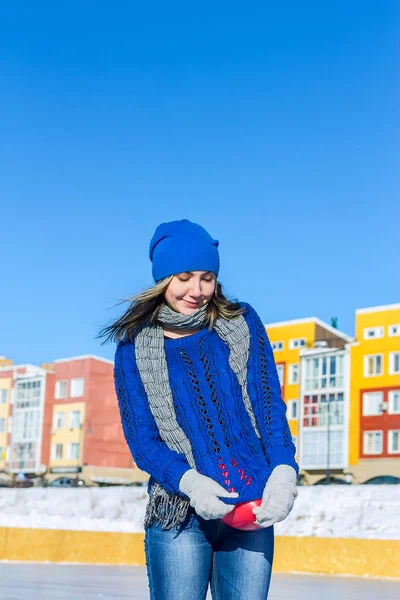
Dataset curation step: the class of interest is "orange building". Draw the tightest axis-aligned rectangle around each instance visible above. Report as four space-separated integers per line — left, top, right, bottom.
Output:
48 355 146 485
349 303 400 483
267 305 400 484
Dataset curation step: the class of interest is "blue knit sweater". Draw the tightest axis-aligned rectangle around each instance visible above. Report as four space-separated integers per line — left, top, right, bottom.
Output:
114 304 298 504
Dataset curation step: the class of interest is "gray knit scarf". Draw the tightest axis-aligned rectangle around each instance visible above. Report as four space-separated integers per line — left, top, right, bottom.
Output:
135 303 260 529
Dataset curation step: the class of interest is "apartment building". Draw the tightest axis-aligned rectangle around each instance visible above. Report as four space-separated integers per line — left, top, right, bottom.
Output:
0 362 55 477
349 303 400 483
298 345 351 483
266 318 352 483
1 355 147 485
48 355 146 485
0 358 13 473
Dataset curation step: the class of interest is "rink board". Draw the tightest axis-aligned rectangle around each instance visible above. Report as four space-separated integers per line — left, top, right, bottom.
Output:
0 528 399 579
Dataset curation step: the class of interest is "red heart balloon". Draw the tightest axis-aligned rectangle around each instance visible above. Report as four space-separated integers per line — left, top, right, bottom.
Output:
222 499 262 531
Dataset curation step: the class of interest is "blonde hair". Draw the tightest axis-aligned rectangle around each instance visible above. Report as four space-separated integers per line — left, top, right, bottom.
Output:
99 278 244 343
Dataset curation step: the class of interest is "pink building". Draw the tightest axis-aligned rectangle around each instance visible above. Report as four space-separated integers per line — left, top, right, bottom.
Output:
47 355 143 484
1 355 148 485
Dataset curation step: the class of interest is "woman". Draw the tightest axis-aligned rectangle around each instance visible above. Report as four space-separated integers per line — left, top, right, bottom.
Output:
101 219 298 600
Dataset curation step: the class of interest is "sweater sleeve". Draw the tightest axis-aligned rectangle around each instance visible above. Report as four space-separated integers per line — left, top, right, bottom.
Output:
244 305 299 475
114 340 191 493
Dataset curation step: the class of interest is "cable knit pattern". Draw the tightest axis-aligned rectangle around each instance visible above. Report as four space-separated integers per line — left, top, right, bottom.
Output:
114 304 298 527
213 314 261 439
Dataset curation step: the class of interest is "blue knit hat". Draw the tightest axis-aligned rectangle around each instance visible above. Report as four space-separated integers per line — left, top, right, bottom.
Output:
149 219 220 282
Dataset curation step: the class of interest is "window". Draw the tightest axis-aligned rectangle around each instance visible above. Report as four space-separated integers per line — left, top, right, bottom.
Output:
70 378 85 398
364 354 383 377
52 443 63 460
303 392 344 427
363 326 384 340
388 431 400 454
389 352 400 375
54 412 65 430
70 410 81 429
288 364 299 384
304 354 344 390
12 412 39 439
389 325 400 337
0 418 5 433
362 392 383 416
8 440 36 470
55 380 68 399
272 341 284 352
289 338 306 350
0 389 7 404
15 380 41 408
287 400 298 419
276 365 285 386
68 442 80 460
301 429 345 468
388 390 400 414
363 431 383 455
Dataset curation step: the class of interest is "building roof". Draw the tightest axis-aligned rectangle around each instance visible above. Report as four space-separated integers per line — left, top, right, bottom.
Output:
0 364 48 374
355 303 400 315
265 316 353 342
53 354 113 365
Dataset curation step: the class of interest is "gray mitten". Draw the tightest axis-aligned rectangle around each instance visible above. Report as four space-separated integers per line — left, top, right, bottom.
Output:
179 469 239 520
252 465 298 528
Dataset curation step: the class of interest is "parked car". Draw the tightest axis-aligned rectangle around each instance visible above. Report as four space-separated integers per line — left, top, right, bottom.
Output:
314 476 350 485
363 476 400 485
47 477 86 488
13 471 34 488
13 479 34 488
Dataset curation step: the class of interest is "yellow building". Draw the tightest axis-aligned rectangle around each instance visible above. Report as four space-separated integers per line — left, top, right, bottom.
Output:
349 303 400 483
0 356 13 368
266 317 351 481
49 402 86 477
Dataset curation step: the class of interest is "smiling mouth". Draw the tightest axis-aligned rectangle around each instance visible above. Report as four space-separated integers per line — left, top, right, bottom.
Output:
183 300 200 308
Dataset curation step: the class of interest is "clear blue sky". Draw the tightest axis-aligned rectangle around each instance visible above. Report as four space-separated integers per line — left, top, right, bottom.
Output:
1 1 398 365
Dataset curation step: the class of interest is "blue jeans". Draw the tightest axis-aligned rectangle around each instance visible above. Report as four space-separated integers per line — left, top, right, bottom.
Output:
144 509 274 600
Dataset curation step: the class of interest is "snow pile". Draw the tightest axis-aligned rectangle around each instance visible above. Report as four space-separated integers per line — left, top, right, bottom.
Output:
274 485 400 539
0 485 399 539
0 487 147 534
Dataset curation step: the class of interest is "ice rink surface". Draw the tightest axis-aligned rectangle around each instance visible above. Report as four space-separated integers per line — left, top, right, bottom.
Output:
0 563 399 600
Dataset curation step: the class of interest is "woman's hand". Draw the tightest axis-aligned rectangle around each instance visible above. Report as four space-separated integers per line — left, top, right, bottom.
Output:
252 465 298 528
179 469 239 520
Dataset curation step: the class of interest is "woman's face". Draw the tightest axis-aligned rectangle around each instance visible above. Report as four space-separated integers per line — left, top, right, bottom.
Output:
164 271 216 315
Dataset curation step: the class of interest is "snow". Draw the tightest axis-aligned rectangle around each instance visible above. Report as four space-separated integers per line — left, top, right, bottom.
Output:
0 485 399 539
274 485 400 539
0 487 147 534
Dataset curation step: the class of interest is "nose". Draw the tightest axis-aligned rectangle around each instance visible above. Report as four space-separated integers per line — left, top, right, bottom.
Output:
189 279 202 298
